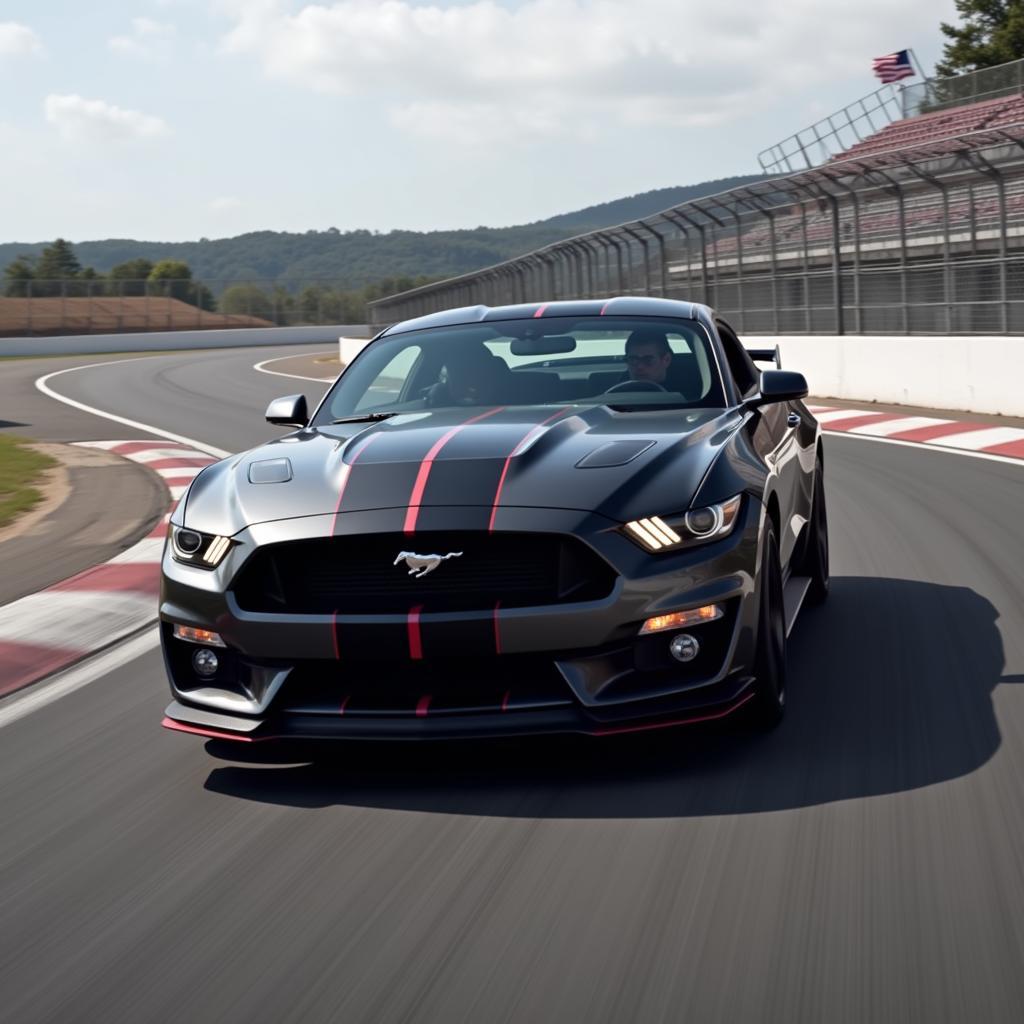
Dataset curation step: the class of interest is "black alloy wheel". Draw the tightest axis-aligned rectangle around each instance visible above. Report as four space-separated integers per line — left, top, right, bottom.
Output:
746 518 787 730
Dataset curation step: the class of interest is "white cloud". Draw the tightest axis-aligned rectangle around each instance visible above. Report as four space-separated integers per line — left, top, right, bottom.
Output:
0 21 42 57
220 0 952 144
44 95 169 143
108 17 175 57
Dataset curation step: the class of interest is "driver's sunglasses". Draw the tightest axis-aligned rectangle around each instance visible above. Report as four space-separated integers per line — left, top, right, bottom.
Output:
626 354 659 367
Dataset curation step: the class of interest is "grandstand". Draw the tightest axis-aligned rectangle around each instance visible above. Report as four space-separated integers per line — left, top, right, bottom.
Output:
831 94 1024 162
369 57 1024 335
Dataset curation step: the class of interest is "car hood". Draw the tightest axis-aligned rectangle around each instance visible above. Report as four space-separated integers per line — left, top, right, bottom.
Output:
183 405 742 536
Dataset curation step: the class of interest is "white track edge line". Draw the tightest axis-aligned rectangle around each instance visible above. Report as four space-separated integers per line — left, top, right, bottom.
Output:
0 627 160 730
36 360 231 458
823 428 1024 468
253 353 336 383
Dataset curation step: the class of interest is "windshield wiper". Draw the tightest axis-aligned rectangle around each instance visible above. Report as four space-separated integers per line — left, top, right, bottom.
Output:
329 412 398 424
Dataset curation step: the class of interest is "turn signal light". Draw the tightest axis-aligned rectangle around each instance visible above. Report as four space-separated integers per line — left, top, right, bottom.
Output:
639 604 722 635
173 624 226 647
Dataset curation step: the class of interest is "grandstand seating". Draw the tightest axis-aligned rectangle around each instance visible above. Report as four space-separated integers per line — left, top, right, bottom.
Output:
677 177 1024 267
674 88 1024 268
832 94 1024 162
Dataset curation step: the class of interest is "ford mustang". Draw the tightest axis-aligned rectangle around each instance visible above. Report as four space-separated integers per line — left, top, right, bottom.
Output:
160 297 828 743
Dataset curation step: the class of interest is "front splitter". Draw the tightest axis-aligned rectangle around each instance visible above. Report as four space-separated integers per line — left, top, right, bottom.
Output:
163 683 755 743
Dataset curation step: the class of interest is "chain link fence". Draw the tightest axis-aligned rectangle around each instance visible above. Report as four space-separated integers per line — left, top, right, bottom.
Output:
0 279 374 337
368 124 1024 336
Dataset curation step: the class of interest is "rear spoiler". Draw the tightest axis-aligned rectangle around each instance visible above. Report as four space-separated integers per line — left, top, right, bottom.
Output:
746 345 782 369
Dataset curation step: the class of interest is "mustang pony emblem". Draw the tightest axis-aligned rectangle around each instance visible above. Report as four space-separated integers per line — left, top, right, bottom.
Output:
394 551 463 578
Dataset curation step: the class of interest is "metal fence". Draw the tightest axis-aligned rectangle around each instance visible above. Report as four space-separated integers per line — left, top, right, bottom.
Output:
368 124 1024 335
758 85 904 175
903 56 1024 117
0 279 372 337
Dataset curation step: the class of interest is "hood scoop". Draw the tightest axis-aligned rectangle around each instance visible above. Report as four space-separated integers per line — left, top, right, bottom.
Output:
248 458 293 484
575 440 655 468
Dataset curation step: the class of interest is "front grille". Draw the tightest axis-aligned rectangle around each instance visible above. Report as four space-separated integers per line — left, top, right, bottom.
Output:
232 531 617 614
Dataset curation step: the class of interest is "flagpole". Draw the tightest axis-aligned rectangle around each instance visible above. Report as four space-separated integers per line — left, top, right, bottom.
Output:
906 48 927 117
907 48 927 81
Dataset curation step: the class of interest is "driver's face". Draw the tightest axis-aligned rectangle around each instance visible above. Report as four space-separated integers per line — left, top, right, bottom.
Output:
626 343 671 384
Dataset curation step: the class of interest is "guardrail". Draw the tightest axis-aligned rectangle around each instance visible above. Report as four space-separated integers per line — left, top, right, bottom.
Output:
0 324 370 358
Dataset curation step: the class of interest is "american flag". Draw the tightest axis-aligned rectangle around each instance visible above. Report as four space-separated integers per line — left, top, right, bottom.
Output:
873 49 915 84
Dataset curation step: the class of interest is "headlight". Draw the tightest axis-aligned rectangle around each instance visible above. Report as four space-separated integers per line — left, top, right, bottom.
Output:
624 495 742 553
170 526 233 568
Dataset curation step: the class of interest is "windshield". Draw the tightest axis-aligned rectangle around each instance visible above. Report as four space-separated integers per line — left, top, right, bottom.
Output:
312 316 725 425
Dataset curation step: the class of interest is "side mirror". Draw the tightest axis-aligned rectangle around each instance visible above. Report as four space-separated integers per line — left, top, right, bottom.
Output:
265 394 309 427
747 370 808 408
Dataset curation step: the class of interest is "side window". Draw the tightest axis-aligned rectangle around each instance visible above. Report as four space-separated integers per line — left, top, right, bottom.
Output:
716 321 758 398
667 332 712 400
354 345 423 411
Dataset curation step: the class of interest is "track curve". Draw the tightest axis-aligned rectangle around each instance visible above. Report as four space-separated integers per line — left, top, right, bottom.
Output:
2 346 1023 1023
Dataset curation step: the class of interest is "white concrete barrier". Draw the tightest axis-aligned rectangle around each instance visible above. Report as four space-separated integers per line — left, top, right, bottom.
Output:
338 335 372 367
743 335 1024 417
0 324 370 358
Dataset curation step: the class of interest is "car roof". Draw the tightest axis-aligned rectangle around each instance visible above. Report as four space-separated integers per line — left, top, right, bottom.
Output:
380 297 717 337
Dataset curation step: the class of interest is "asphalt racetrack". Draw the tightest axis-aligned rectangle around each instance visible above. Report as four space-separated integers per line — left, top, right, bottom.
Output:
2 346 1024 1023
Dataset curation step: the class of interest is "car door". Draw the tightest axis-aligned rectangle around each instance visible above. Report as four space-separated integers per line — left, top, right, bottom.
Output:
715 319 808 569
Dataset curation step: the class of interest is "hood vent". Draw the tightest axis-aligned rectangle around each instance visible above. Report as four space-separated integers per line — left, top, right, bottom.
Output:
576 440 654 469
248 458 293 484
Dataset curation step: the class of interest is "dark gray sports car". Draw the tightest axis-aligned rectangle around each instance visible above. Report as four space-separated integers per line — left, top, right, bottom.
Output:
161 297 828 743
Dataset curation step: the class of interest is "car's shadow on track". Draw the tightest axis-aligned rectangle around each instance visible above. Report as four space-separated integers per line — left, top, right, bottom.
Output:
204 576 1019 817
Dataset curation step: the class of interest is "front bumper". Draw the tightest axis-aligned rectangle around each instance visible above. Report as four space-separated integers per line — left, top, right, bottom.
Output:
160 501 765 741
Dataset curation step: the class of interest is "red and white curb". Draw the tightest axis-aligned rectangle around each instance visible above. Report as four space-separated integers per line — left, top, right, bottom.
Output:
0 440 219 699
808 405 1024 459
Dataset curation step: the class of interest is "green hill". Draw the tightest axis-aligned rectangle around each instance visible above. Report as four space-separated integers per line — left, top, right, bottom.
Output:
0 174 767 290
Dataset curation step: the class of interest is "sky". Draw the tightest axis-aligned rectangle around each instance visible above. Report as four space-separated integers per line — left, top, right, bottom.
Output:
0 0 959 242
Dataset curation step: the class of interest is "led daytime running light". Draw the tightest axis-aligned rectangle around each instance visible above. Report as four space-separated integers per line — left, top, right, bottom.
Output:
203 535 231 565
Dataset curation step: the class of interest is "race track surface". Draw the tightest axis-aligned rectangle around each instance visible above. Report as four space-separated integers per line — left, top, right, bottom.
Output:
2 346 1023 1023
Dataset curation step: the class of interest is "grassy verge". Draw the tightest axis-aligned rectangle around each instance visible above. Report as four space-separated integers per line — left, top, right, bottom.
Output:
0 435 58 529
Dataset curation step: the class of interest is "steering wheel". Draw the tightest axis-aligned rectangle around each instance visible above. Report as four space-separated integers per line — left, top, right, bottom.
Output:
604 379 667 394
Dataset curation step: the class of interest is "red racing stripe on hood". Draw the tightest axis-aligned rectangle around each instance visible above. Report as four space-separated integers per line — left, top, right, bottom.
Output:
403 406 505 533
330 430 384 534
488 407 569 531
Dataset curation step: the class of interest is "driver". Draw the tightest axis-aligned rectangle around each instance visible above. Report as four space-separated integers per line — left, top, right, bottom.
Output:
625 328 672 385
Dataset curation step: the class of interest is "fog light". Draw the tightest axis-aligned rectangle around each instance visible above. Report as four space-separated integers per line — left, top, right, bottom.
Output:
639 604 722 635
192 648 219 677
174 624 226 647
669 634 700 663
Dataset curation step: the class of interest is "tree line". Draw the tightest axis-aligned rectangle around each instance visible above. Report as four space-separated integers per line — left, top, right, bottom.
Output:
0 175 772 294
3 240 216 310
1 239 436 323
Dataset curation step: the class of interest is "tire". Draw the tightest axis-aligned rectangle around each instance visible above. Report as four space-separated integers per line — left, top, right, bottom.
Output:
795 454 830 606
746 518 787 730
